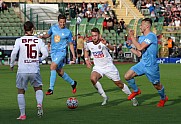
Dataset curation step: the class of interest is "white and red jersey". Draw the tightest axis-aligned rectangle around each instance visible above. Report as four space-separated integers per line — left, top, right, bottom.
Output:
84 41 113 67
10 36 48 73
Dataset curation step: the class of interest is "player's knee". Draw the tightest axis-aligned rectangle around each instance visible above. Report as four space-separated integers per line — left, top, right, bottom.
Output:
90 77 97 84
124 74 130 81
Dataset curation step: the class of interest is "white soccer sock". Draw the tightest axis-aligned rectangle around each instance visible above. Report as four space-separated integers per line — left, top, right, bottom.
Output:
94 81 107 98
17 94 25 116
36 90 43 106
122 83 132 95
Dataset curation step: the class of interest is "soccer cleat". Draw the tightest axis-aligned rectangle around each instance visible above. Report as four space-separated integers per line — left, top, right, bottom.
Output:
157 96 168 107
37 104 43 117
128 89 141 100
131 98 139 106
101 97 108 106
71 81 77 94
17 115 26 120
46 89 53 95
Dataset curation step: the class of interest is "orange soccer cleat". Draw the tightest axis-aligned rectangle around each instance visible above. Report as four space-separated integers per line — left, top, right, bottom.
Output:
157 96 168 107
128 89 141 100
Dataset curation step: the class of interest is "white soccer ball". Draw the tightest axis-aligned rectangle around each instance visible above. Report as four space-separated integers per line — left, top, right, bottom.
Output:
66 97 78 109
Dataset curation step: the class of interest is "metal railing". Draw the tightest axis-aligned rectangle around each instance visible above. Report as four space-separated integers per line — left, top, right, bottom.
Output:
119 0 140 20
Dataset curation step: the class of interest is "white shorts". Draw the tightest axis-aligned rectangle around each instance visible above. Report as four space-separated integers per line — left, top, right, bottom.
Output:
16 72 43 90
92 64 120 81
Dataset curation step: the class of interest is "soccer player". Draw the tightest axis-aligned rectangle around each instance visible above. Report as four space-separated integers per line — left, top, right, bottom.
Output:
39 14 77 95
125 18 168 107
10 21 48 120
84 27 138 106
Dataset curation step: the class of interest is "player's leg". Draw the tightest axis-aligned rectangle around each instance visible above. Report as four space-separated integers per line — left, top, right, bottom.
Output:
46 52 63 95
91 67 108 105
124 63 143 100
34 87 43 117
146 65 168 107
57 67 77 94
31 72 44 117
46 62 58 95
17 89 26 120
105 65 138 106
16 73 28 120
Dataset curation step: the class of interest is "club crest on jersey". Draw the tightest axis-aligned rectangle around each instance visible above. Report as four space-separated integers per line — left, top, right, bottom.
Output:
98 45 101 49
54 35 61 43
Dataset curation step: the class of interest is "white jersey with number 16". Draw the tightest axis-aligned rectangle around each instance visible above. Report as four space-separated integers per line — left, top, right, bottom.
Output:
11 36 48 73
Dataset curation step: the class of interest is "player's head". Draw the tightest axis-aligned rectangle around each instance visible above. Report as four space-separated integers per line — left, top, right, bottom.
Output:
140 18 152 33
91 27 101 43
58 14 66 29
24 21 34 35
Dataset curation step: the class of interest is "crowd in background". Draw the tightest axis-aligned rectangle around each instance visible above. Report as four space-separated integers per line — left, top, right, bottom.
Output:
135 0 180 27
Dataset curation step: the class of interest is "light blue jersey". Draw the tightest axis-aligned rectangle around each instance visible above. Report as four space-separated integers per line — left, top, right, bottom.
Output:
131 32 160 84
48 24 73 67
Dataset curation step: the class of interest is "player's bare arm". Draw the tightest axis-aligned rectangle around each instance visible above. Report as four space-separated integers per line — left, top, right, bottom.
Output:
69 42 76 62
129 30 148 51
84 49 92 69
39 34 50 39
100 38 114 51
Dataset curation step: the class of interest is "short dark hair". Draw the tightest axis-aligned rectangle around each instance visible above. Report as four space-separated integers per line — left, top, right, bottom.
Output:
142 18 152 26
24 21 34 31
91 27 100 34
58 14 66 21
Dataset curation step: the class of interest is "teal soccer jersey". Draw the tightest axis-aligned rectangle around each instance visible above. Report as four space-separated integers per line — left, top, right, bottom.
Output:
48 24 73 67
131 32 160 84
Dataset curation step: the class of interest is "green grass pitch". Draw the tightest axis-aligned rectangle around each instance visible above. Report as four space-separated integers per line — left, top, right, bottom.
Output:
0 63 181 124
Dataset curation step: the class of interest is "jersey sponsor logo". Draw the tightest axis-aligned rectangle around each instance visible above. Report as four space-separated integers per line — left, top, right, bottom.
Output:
98 45 101 49
144 38 151 44
24 59 39 63
54 35 61 42
92 51 104 58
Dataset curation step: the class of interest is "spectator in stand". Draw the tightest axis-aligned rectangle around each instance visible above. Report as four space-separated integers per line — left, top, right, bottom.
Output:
0 0 3 13
87 2 92 11
120 18 126 30
2 2 8 13
113 18 119 31
117 23 122 35
98 1 102 10
103 18 107 30
174 17 180 29
112 0 116 8
107 18 113 31
93 2 98 12
85 7 93 21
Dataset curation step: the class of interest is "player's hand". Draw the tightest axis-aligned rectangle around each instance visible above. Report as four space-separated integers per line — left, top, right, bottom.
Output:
38 35 43 39
128 30 134 37
73 56 76 63
100 38 107 45
10 66 14 71
125 41 132 49
85 60 92 69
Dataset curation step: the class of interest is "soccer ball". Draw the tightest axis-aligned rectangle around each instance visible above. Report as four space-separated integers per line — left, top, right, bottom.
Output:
66 97 78 109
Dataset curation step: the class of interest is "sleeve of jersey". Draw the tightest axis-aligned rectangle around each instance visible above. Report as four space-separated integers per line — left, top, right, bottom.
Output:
68 31 73 43
143 34 154 45
10 39 20 67
39 39 48 61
